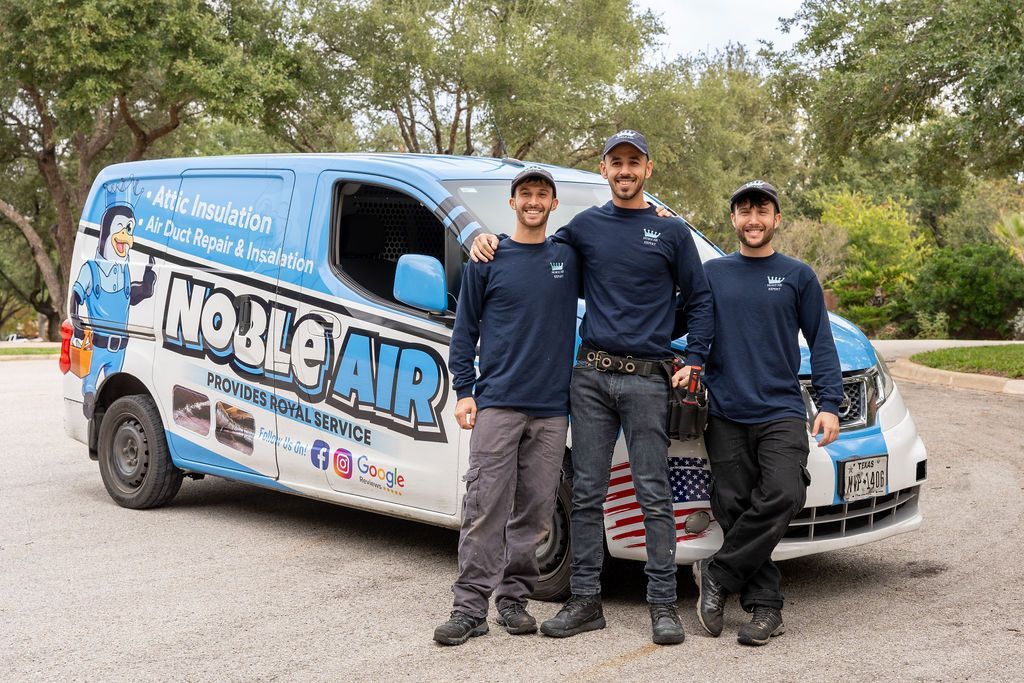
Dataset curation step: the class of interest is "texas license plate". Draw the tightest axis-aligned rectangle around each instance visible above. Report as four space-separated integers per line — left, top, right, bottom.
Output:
840 455 887 502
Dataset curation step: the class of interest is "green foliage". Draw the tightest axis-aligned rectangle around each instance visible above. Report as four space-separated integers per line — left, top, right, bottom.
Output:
914 311 949 340
992 213 1024 266
909 244 1024 339
912 345 1024 379
938 178 1024 249
820 192 926 334
786 0 1024 176
772 217 847 286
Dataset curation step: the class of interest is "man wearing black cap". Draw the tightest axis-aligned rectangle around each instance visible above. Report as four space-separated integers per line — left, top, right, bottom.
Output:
471 131 714 645
434 167 580 645
690 180 842 646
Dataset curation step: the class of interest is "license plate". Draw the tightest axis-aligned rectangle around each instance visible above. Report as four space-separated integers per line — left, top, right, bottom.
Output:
840 455 887 502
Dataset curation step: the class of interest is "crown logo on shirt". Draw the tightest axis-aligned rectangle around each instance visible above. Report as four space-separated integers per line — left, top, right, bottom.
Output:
642 228 661 246
550 262 564 273
767 276 785 285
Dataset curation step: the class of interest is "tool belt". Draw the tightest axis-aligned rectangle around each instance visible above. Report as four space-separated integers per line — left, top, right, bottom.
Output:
663 361 709 441
576 346 666 376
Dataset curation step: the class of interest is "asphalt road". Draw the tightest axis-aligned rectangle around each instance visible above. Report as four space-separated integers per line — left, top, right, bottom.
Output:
2 360 1022 682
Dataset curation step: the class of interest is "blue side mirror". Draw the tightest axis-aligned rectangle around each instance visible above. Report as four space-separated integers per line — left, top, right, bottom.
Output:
394 254 448 314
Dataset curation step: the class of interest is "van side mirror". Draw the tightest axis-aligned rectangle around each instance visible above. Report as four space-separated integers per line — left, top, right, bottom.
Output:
394 254 448 314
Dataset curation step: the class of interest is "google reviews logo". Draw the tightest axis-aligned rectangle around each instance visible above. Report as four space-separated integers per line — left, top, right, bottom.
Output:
313 437 406 493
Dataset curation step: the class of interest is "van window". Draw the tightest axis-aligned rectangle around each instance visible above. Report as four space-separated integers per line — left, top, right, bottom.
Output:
331 183 447 306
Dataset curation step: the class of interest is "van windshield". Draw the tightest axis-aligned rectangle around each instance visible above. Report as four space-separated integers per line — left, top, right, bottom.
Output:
440 180 724 264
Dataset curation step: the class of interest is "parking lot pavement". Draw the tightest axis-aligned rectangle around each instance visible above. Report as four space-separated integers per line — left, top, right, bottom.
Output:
2 360 1023 682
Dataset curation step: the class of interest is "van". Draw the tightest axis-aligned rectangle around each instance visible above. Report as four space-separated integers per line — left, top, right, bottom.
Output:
61 154 928 599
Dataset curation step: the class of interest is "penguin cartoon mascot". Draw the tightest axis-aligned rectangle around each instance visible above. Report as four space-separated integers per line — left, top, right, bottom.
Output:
70 178 156 418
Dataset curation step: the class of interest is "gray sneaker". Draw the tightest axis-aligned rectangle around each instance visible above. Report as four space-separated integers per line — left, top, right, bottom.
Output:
497 602 537 635
693 558 727 637
737 606 785 646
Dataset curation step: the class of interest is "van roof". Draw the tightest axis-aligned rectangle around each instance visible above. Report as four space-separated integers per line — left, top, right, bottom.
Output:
97 153 607 186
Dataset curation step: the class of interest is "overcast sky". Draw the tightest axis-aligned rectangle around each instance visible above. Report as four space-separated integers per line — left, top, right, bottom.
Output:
633 0 806 60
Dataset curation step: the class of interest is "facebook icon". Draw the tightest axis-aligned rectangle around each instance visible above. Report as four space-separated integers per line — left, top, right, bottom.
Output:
310 439 330 470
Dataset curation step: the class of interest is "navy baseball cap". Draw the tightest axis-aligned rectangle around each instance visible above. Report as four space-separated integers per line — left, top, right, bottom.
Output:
510 166 557 197
602 129 650 157
730 179 780 212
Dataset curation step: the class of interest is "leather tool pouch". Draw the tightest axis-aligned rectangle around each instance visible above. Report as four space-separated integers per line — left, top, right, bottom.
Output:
664 362 709 441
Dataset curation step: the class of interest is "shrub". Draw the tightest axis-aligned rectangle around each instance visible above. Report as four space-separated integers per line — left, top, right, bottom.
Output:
1012 309 1024 341
909 244 1024 339
914 311 949 340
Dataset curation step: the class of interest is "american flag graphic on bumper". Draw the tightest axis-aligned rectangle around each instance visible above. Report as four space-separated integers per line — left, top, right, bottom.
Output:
605 457 714 548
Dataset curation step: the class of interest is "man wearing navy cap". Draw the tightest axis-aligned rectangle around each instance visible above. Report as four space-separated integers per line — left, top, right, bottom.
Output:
472 131 714 645
435 167 580 645
690 180 842 646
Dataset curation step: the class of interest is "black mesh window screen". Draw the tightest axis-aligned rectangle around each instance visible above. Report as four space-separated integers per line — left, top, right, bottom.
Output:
335 183 446 304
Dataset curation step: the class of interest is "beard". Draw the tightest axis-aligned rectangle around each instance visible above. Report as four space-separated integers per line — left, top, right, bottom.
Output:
609 174 646 202
736 223 776 248
516 205 552 228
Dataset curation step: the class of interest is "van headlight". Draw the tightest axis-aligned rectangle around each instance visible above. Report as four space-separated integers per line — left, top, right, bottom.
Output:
874 351 895 405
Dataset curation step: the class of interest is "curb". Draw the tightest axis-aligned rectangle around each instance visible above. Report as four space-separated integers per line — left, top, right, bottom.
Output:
0 354 58 362
890 359 1024 396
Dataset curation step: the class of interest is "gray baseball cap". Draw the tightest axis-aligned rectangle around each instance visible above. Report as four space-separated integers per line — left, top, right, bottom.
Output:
511 166 557 197
730 179 780 212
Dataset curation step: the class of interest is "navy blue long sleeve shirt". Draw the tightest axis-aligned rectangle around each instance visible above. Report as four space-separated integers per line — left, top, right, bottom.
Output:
552 202 714 364
449 238 580 416
703 251 843 423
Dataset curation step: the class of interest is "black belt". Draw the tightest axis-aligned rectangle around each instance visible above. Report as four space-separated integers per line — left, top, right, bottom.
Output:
91 331 127 352
576 346 669 376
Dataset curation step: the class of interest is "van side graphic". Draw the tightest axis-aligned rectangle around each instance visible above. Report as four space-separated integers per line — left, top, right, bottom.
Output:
161 272 450 442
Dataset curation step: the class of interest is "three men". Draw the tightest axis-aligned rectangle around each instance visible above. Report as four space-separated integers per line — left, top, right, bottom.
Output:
434 167 580 645
692 180 842 646
472 131 714 645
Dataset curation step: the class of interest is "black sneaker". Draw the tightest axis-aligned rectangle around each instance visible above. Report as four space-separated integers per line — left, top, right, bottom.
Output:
496 602 537 635
540 594 606 638
433 611 489 646
737 606 785 646
649 603 685 645
693 558 727 637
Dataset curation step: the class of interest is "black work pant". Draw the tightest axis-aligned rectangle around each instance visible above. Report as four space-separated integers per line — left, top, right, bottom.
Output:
704 416 810 611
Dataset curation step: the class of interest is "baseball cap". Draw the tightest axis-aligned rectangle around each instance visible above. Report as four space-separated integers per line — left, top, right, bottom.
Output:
510 166 557 197
730 180 780 212
601 129 650 157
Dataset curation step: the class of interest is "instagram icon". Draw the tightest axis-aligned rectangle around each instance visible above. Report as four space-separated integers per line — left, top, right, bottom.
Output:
333 448 353 479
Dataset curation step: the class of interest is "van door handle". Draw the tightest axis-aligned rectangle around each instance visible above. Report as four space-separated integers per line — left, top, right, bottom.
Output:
237 296 252 334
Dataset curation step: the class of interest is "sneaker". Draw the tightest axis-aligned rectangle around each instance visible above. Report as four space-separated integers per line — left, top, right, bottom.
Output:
540 594 606 638
736 606 785 646
649 603 685 645
433 611 489 646
693 558 727 637
496 602 538 635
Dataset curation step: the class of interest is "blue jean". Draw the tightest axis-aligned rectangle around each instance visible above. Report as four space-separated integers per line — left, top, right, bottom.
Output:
568 365 677 604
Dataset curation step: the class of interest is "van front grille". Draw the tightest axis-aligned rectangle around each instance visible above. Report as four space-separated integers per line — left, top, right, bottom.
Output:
781 485 920 541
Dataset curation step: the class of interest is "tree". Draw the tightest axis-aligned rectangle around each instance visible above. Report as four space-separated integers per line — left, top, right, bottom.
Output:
821 192 928 334
785 0 1024 176
0 0 298 337
310 0 660 158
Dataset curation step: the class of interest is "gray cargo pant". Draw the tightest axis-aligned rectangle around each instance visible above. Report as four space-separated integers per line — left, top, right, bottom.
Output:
452 407 567 619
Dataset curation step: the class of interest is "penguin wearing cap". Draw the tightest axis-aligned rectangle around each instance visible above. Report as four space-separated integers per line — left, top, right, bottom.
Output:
70 177 157 418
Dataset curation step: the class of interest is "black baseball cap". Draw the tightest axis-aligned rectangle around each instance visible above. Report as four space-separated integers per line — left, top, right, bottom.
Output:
602 129 650 157
730 180 780 212
510 166 557 197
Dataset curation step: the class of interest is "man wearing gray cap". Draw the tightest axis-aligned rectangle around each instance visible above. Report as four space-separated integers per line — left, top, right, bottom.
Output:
690 180 842 646
434 167 580 645
472 131 714 645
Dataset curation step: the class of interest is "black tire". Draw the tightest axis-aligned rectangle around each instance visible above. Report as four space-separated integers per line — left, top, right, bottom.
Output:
97 394 183 509
532 475 573 602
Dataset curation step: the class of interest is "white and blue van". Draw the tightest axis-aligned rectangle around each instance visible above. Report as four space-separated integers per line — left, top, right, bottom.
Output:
60 154 927 599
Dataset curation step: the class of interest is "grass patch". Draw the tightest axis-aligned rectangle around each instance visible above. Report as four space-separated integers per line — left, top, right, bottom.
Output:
0 346 58 356
912 345 1024 379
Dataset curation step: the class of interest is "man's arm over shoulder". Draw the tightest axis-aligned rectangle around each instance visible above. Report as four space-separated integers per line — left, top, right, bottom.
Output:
797 265 843 413
449 261 487 399
672 226 714 366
